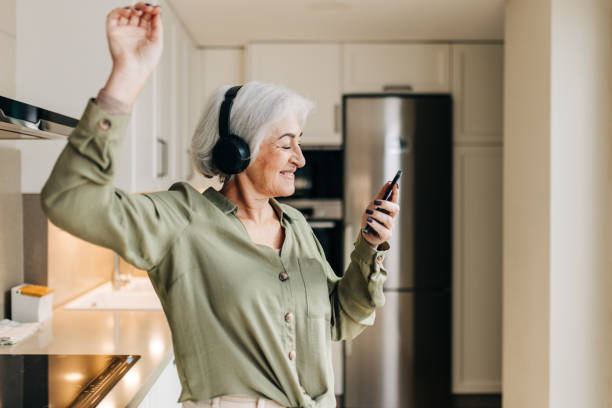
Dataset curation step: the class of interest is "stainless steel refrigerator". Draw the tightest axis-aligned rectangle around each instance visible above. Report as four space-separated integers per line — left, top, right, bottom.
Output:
343 94 452 408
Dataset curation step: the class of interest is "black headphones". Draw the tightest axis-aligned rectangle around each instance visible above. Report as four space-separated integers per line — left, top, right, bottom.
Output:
212 85 251 175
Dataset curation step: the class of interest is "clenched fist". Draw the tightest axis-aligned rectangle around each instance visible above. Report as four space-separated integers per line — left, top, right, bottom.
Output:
103 2 163 106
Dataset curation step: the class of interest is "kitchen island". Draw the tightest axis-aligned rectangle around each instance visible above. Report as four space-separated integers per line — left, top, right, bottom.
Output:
0 306 177 407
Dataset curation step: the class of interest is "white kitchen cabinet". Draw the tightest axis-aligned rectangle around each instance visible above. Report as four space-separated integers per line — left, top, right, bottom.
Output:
124 0 196 192
246 43 342 146
451 44 503 145
176 28 193 181
0 31 15 99
194 48 244 119
13 0 195 193
0 0 16 99
453 146 502 393
343 44 451 93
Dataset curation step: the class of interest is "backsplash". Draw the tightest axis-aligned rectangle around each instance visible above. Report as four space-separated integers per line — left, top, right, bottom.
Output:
22 194 116 307
0 146 23 318
47 221 114 306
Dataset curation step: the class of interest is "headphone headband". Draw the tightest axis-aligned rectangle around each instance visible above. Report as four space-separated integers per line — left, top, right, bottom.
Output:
218 86 242 139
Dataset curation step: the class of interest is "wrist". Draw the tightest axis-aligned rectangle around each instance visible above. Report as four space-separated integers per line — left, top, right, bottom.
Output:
102 66 148 107
361 230 378 249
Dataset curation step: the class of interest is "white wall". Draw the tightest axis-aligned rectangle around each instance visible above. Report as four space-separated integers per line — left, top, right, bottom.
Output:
503 0 612 406
548 0 612 406
0 0 16 98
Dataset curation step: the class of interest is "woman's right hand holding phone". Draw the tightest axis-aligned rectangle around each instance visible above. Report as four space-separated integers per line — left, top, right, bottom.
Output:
361 181 400 248
102 2 163 107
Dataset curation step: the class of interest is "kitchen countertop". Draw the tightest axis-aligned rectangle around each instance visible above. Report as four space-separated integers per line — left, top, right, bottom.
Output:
0 306 174 407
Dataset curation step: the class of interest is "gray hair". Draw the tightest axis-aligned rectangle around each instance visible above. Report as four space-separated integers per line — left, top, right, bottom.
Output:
191 81 314 181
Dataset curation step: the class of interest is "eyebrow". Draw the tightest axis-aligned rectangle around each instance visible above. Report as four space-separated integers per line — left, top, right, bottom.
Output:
277 132 303 139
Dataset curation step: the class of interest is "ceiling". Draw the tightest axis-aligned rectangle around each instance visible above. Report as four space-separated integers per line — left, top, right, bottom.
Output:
167 0 505 47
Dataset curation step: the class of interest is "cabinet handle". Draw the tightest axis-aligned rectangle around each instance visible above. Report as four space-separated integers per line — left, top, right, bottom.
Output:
383 84 414 92
334 104 340 134
157 138 168 178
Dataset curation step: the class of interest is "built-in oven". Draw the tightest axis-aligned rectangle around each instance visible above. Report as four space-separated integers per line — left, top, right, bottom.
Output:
281 199 343 273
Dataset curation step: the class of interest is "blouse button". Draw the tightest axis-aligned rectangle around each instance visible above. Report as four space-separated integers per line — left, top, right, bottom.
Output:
98 118 112 131
279 272 289 281
288 350 296 361
284 312 294 322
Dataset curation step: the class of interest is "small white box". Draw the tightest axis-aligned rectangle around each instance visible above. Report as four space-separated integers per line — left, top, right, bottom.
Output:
11 284 54 323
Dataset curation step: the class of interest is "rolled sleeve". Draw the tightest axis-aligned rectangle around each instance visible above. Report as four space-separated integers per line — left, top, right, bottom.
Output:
330 232 390 340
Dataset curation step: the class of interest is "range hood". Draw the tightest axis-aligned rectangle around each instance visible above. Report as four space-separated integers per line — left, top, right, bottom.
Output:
0 95 78 140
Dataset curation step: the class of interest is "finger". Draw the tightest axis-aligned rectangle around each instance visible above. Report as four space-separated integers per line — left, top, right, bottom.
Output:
134 2 153 11
107 7 132 27
128 13 141 27
150 13 163 42
390 183 399 203
371 200 400 218
365 216 391 241
365 209 393 229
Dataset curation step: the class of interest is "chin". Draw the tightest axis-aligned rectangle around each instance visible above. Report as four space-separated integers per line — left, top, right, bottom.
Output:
274 185 295 198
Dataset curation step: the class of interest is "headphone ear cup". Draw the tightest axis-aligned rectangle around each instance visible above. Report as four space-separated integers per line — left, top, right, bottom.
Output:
212 134 251 175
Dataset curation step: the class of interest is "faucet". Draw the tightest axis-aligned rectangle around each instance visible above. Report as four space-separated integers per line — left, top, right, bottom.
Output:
112 253 132 290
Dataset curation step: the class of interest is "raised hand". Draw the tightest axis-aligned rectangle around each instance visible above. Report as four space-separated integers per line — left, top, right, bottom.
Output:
102 3 163 106
361 181 400 248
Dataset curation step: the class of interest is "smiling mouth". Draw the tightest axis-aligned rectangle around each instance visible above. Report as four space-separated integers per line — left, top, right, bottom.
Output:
280 170 295 179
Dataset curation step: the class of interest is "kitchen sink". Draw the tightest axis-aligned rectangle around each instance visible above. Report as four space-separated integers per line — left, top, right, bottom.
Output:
64 277 162 311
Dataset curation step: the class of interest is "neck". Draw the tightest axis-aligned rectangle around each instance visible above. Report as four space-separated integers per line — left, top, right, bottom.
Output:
221 177 275 224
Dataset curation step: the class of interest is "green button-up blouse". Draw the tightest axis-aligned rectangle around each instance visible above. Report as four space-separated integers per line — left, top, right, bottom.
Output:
41 99 390 407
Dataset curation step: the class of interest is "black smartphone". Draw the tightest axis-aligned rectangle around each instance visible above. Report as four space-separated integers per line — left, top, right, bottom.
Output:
363 170 402 235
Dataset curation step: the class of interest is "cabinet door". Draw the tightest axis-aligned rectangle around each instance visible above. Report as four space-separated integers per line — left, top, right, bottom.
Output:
451 44 503 144
246 43 342 146
453 146 502 393
154 0 177 191
130 75 157 192
343 44 450 93
0 31 15 99
175 27 192 181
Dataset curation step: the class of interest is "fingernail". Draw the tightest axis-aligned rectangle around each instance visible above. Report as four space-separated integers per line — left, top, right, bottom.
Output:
374 200 382 205
366 209 373 215
367 217 373 223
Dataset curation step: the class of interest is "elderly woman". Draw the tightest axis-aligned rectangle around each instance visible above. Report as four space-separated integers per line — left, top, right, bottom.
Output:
41 3 399 408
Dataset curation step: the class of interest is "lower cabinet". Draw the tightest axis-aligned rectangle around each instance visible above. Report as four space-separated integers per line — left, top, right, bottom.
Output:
138 358 182 408
452 146 503 393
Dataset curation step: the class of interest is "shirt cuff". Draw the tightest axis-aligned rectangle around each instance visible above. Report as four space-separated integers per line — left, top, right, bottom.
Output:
95 88 133 115
351 232 390 266
70 98 131 146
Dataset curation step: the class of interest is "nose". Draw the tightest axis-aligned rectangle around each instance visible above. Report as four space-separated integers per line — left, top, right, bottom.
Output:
292 143 306 168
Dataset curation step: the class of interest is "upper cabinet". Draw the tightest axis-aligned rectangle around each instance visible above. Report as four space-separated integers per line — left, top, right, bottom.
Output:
0 0 16 98
451 44 503 145
343 44 451 93
125 0 196 192
246 43 342 146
